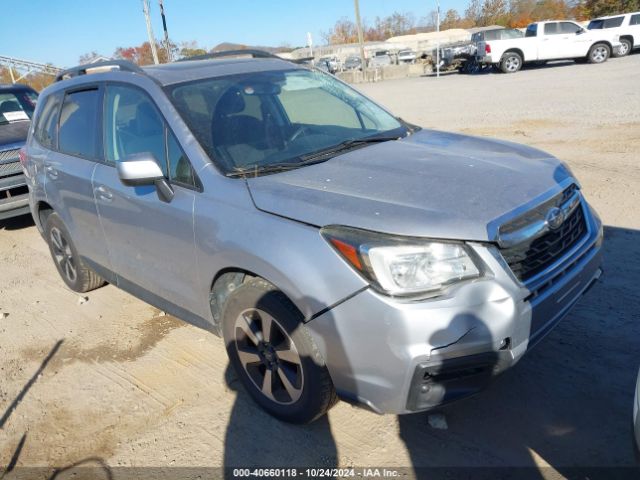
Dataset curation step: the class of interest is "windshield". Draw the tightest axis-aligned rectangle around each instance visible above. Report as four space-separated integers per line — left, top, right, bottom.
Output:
167 69 406 175
0 90 38 125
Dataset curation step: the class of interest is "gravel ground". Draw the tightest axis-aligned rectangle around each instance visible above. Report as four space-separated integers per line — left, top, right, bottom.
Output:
1 54 639 478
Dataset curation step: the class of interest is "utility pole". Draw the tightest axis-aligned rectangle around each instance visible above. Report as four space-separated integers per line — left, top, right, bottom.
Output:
354 0 367 73
141 0 160 64
307 32 314 62
436 0 440 78
159 0 172 62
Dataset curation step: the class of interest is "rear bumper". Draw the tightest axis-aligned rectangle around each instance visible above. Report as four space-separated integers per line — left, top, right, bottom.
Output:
476 55 493 64
307 202 603 414
0 173 29 220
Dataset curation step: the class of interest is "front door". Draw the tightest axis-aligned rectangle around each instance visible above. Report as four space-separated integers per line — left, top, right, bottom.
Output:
93 84 202 315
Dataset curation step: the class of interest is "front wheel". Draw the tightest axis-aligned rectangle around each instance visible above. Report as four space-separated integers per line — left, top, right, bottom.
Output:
499 52 522 73
222 278 337 423
588 43 611 64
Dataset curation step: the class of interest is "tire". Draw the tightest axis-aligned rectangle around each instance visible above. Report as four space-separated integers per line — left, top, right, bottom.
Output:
588 43 611 64
45 212 105 293
614 38 632 57
500 52 522 73
222 277 337 423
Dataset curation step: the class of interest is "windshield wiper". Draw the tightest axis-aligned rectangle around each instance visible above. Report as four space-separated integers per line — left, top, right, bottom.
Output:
226 135 400 178
298 134 400 162
227 158 330 178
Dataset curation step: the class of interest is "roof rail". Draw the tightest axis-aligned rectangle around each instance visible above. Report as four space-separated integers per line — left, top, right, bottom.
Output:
177 49 282 62
55 60 145 82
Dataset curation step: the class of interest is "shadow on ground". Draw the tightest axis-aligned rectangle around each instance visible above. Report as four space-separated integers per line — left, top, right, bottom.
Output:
0 214 34 231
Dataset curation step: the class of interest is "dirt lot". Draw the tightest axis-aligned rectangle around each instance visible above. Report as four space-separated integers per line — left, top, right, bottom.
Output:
1 55 639 478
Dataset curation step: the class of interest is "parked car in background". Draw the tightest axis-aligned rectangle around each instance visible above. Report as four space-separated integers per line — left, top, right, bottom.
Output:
343 55 362 70
0 83 38 221
471 27 524 44
317 56 339 74
476 20 622 73
397 49 417 64
369 50 392 67
26 54 603 423
588 11 640 57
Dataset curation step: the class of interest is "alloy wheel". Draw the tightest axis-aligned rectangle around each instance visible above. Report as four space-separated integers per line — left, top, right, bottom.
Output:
619 42 630 56
234 308 304 405
50 226 77 283
505 56 520 72
592 46 608 63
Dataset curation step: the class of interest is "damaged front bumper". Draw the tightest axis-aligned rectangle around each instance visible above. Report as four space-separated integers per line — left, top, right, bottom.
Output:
306 210 603 415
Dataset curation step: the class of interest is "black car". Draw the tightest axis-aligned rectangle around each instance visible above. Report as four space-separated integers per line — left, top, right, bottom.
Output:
0 83 38 220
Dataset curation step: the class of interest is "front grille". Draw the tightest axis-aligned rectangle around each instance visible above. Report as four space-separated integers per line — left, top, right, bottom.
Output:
0 161 21 176
501 197 587 282
0 148 20 163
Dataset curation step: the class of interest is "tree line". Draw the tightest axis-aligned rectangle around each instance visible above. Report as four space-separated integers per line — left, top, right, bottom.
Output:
325 0 640 43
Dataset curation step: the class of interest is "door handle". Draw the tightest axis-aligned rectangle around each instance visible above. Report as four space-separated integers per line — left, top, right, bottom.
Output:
45 165 58 179
95 185 113 202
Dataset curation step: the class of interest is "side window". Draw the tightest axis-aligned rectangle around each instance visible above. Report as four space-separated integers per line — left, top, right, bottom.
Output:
104 84 198 189
630 14 640 26
525 24 537 37
58 89 100 158
34 94 61 149
167 129 196 187
560 22 580 34
604 16 624 28
544 23 560 35
104 85 165 167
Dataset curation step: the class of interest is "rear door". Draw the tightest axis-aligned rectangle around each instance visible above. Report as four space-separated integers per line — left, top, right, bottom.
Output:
43 86 111 271
92 83 201 315
630 14 640 46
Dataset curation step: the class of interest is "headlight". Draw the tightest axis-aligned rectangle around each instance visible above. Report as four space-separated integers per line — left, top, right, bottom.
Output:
321 226 482 297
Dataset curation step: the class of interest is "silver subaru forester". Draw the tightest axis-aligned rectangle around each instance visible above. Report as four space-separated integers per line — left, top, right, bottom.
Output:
23 53 603 423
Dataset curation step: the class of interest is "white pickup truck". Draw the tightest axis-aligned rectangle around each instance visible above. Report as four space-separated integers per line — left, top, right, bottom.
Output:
476 20 622 73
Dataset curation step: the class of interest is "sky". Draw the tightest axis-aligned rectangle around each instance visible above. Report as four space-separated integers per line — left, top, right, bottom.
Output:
0 0 469 68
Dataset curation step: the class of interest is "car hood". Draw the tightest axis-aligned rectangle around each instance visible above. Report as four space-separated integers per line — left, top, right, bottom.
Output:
246 129 573 241
0 120 30 148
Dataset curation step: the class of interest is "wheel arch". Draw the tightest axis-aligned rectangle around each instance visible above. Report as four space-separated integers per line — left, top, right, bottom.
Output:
590 40 613 51
503 48 525 62
620 35 634 47
35 201 54 232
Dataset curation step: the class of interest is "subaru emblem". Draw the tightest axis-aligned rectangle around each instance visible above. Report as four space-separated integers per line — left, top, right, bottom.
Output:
546 207 565 230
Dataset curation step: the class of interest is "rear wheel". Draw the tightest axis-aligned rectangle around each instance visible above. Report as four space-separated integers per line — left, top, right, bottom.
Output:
45 213 105 293
222 278 337 423
588 43 611 64
500 52 522 73
614 38 632 57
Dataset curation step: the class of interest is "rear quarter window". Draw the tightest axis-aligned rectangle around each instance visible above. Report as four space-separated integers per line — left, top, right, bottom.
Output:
33 93 62 149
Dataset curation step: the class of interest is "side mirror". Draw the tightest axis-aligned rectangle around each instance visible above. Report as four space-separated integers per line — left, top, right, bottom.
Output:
116 153 175 203
576 28 586 35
